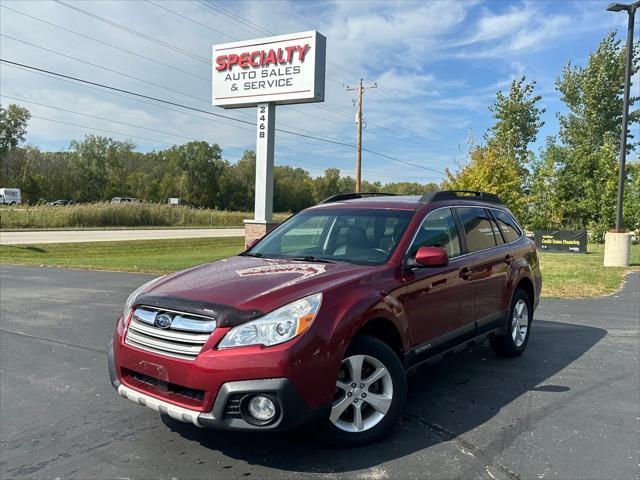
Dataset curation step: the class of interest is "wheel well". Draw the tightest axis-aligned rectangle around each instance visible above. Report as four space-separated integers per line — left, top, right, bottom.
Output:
516 277 535 306
357 318 404 359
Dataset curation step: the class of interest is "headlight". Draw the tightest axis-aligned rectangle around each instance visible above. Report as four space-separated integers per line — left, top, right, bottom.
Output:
218 293 322 349
121 276 165 326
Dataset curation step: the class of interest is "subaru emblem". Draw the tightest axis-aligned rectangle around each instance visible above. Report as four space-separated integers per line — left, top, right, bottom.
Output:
154 313 173 329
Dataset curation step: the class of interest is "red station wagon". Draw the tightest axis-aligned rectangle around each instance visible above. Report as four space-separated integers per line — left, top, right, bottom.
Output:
109 190 542 446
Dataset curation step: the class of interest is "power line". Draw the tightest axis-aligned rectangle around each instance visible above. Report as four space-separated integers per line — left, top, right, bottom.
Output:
4 94 403 177
0 5 209 81
3 62 257 136
375 85 461 130
43 0 453 151
1 59 446 175
54 0 210 64
1 34 207 103
30 114 175 147
145 0 235 40
185 1 461 148
196 1 271 36
0 95 207 143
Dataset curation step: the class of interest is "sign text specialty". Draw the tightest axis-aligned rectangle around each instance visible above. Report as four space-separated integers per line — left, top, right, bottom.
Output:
212 31 326 108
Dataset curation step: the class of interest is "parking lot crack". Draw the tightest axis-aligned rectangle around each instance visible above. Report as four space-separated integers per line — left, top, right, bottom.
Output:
401 414 521 480
0 328 106 353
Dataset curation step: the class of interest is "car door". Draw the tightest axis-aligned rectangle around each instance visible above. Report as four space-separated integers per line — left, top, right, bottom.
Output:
454 207 509 331
401 208 470 353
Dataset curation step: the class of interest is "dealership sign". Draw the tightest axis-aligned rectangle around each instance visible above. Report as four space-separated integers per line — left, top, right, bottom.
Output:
534 230 588 254
212 30 326 109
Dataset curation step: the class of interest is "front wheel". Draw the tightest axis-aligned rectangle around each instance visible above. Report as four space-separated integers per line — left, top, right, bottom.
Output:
311 335 406 447
490 289 532 357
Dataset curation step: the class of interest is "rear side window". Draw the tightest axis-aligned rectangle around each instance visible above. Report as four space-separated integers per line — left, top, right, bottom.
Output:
457 207 499 252
408 208 461 258
492 210 522 243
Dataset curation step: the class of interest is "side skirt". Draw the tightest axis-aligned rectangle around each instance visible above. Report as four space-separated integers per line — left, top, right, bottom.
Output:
404 312 508 373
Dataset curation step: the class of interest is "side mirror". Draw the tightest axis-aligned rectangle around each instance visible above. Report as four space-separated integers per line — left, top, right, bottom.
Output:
414 246 449 267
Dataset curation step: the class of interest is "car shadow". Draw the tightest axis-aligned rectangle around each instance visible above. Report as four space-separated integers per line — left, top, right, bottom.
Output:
161 319 606 473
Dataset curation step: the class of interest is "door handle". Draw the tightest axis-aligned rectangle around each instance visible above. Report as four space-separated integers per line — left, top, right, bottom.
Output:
505 255 514 265
459 268 472 280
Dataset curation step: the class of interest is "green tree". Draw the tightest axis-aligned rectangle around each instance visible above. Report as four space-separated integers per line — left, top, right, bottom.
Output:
528 137 566 230
445 76 544 222
552 32 639 235
69 135 135 202
444 144 529 219
623 162 640 232
159 141 224 207
488 76 545 166
314 168 342 201
0 104 31 182
274 165 315 212
217 150 255 211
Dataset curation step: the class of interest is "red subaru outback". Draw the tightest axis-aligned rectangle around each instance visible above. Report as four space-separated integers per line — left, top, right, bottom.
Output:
109 191 541 446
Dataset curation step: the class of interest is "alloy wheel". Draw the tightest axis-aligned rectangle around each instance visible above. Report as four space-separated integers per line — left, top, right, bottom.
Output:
330 354 393 433
511 299 529 347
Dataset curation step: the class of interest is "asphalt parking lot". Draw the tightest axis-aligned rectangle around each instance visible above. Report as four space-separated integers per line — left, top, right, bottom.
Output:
1 265 638 480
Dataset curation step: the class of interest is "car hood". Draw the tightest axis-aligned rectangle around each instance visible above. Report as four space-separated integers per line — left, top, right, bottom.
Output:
134 256 374 325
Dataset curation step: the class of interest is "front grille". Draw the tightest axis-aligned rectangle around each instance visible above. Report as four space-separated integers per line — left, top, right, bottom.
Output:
125 368 205 402
125 306 216 360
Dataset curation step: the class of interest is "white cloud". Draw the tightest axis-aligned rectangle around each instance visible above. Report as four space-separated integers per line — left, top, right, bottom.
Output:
0 0 627 183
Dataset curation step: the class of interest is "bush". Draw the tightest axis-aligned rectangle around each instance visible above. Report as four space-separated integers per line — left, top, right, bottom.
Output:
0 203 289 229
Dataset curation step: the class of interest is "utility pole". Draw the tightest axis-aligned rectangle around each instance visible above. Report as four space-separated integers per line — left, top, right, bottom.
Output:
346 79 377 192
603 1 638 267
607 1 639 231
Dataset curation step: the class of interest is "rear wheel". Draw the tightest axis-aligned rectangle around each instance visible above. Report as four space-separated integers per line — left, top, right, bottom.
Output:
490 289 532 357
312 335 406 447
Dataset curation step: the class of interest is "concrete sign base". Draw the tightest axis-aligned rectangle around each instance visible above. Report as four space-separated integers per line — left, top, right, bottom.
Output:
244 220 279 249
603 231 633 267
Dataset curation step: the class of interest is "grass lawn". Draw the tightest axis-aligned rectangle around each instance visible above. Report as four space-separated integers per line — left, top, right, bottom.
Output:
1 238 638 298
539 243 639 298
0 237 245 274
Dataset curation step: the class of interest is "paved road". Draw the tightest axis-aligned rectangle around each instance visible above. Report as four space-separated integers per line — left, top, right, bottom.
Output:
0 228 244 245
0 265 638 480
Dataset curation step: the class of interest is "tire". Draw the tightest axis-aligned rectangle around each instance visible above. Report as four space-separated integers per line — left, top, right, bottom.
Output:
490 289 532 357
311 335 406 447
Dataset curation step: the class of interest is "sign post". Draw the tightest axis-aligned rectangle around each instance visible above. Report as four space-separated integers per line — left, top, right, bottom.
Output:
212 30 326 247
254 103 276 223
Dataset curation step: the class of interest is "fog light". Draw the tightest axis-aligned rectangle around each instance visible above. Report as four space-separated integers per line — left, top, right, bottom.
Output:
248 395 276 421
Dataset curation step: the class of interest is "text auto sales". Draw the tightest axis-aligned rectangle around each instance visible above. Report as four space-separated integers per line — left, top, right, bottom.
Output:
215 44 310 90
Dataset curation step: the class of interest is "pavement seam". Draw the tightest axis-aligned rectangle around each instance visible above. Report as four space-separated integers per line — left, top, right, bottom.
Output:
402 414 521 480
0 328 106 353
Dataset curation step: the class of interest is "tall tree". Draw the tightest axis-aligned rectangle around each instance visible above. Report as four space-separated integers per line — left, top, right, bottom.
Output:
553 32 639 235
444 144 530 219
0 104 31 183
445 76 544 222
488 76 545 166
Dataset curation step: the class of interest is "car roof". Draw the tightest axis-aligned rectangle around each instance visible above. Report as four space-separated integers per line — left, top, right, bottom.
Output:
309 195 422 211
309 194 508 212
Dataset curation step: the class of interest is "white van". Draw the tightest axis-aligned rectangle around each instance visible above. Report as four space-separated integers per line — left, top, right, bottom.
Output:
0 188 21 205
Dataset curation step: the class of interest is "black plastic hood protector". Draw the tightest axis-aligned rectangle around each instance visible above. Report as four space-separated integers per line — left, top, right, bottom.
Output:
133 293 265 328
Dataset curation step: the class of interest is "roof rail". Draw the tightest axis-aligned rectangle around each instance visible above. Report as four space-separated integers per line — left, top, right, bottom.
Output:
318 192 397 204
419 190 502 204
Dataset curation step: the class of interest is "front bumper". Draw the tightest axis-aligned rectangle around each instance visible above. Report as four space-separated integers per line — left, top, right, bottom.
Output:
108 340 330 431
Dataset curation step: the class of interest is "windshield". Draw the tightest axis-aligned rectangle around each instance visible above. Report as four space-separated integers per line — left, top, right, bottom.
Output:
247 208 414 265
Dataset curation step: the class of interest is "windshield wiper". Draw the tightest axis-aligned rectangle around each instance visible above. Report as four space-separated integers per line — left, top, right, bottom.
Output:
239 252 263 258
289 255 334 264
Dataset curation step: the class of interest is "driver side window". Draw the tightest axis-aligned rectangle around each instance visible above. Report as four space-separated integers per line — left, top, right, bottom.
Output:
408 209 461 258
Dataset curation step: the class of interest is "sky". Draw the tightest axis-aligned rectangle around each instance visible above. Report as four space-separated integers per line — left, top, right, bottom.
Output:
0 0 638 185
